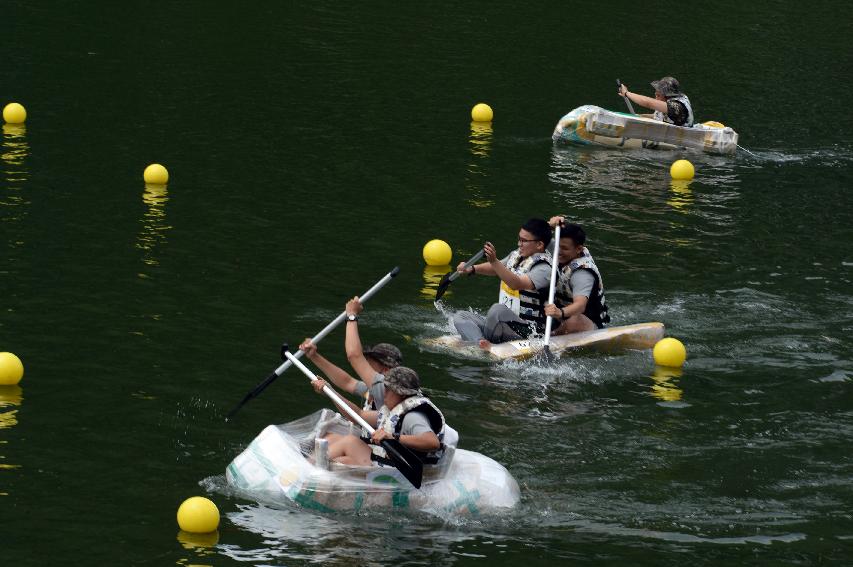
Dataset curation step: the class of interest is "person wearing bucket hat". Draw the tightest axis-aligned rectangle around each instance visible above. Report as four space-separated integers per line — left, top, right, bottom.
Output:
310 365 450 468
617 76 694 127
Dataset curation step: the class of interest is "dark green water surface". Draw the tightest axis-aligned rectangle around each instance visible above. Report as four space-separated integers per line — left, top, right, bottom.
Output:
3 1 852 565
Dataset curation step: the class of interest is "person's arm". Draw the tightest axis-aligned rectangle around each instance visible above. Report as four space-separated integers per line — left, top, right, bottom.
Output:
618 84 667 113
559 295 589 319
371 412 441 451
558 270 594 319
343 297 380 386
483 242 535 290
299 339 361 395
311 378 378 427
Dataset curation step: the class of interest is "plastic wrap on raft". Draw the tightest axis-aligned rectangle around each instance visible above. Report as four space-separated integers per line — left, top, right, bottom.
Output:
226 409 520 517
552 105 738 155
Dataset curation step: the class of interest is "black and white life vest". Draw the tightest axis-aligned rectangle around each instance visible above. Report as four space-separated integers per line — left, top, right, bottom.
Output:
554 247 610 328
653 94 694 127
497 250 552 329
370 395 447 465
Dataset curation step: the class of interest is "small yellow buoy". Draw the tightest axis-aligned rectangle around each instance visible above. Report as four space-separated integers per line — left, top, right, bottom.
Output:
0 353 24 385
3 103 27 124
176 496 220 533
143 163 169 185
653 337 687 368
670 159 695 180
422 239 452 266
471 103 493 123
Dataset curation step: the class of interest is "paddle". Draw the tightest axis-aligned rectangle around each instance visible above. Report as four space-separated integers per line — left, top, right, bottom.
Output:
282 349 424 489
225 266 400 420
541 223 562 361
434 249 485 302
616 79 636 114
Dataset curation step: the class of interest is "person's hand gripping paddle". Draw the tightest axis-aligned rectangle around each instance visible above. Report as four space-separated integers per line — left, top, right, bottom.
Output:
282 349 424 489
616 79 636 114
434 249 485 302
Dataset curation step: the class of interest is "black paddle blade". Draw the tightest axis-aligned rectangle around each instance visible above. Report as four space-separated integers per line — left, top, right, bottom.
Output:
380 439 424 489
434 271 454 302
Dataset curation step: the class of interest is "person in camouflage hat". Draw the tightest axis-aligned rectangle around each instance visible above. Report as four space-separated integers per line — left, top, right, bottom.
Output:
617 76 695 127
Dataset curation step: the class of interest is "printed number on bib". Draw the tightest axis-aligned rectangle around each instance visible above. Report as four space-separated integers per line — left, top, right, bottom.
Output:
499 281 521 314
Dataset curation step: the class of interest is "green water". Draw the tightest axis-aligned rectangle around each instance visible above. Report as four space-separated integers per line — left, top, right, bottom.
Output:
3 1 852 564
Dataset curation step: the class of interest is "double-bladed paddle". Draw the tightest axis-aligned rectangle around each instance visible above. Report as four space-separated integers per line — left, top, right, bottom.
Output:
434 249 485 302
616 79 636 114
225 267 400 420
282 349 424 489
541 223 562 362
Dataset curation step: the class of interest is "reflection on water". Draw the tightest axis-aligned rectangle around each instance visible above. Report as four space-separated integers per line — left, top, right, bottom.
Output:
466 121 495 208
649 366 683 402
667 180 694 212
0 385 23 476
176 529 218 566
136 183 172 267
421 265 450 300
1 124 30 242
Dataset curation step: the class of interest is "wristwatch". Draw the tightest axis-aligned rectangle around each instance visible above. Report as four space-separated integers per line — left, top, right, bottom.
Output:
346 314 358 322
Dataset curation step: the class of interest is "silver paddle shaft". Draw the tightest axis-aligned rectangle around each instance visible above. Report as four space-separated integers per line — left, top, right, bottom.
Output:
283 351 376 434
543 224 562 348
447 249 485 283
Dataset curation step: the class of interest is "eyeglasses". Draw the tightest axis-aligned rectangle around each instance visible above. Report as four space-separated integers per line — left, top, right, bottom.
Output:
517 237 540 244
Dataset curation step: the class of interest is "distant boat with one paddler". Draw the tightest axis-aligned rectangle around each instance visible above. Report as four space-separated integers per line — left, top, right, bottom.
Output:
422 322 665 361
553 105 738 155
226 409 520 517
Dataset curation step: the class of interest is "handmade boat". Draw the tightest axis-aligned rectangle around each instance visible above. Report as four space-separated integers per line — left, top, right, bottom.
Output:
552 105 738 155
422 322 665 361
226 409 520 517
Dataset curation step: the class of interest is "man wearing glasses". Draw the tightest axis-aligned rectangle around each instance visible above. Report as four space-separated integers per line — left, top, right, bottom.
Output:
451 218 553 348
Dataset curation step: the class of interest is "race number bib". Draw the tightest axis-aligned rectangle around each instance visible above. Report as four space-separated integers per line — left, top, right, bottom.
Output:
499 281 521 315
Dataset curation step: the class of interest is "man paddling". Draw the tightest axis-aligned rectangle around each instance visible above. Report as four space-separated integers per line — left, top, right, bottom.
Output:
543 216 611 333
310 366 449 468
618 76 694 127
452 218 553 349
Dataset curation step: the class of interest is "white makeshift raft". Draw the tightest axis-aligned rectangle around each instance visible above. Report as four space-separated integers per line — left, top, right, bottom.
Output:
553 105 738 155
226 409 520 516
423 322 665 361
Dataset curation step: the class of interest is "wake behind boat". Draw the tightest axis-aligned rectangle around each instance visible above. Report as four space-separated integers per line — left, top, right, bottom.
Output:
552 105 738 155
423 322 665 361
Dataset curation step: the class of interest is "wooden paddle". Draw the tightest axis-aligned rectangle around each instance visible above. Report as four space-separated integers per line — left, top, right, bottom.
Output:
225 267 400 420
434 249 485 302
616 79 636 114
283 350 424 489
541 223 562 361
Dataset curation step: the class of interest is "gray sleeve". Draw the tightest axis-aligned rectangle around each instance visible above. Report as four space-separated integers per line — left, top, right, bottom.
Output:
352 381 368 396
527 261 553 291
399 411 433 437
570 269 596 297
368 375 385 409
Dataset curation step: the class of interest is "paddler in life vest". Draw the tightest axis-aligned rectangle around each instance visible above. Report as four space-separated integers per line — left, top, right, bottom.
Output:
311 366 448 467
618 76 694 127
452 218 553 349
543 216 611 333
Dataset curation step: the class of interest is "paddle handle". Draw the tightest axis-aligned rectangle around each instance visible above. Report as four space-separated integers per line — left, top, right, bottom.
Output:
543 224 561 348
448 249 485 283
616 79 636 114
268 267 399 379
284 351 376 434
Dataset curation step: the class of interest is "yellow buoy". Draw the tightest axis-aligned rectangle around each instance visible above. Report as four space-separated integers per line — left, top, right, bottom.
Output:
653 337 687 368
422 239 452 266
143 163 169 185
176 496 220 533
471 103 493 123
3 103 27 124
0 353 24 385
670 159 695 180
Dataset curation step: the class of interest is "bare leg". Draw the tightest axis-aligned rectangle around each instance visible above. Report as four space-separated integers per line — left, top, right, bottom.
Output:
478 339 492 351
555 314 597 334
326 434 373 466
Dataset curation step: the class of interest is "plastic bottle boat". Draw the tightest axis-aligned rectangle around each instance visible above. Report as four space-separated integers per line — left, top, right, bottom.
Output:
553 105 738 155
226 409 520 517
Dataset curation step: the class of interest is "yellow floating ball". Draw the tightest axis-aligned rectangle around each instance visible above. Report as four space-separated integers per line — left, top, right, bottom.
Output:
653 337 687 368
422 239 452 266
670 159 695 180
176 496 220 533
471 103 493 123
0 353 24 386
143 163 169 185
3 103 27 124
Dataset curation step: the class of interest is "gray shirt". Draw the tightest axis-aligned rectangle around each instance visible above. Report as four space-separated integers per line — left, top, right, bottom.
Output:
352 372 387 409
568 269 595 298
501 253 552 291
399 410 433 436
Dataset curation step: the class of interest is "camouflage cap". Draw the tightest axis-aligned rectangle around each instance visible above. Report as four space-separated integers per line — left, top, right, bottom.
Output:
384 366 421 396
650 76 682 97
363 343 403 368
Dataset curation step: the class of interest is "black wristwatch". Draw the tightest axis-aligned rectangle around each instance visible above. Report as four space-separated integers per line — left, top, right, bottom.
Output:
347 314 358 322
